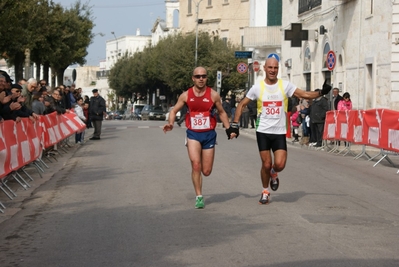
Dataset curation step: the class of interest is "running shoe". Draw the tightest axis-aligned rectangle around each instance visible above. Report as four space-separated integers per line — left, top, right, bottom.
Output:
259 190 270 205
195 196 205 209
270 169 279 191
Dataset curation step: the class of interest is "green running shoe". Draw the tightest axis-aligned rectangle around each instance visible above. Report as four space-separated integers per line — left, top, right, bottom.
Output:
195 196 205 209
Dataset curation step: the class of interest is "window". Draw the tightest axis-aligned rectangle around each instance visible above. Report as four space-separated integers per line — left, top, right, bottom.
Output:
298 0 322 15
208 0 212 6
366 0 373 15
322 42 331 69
304 47 311 72
267 0 282 26
188 0 192 14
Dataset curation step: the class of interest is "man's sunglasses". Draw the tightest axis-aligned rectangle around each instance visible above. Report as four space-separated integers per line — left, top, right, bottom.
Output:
193 74 207 79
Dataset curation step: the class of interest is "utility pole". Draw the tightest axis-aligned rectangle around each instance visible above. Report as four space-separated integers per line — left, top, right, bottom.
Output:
194 0 203 67
111 31 119 58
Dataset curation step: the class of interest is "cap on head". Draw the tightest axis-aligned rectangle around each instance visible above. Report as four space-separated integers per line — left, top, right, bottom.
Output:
0 71 13 83
11 84 22 90
92 89 98 93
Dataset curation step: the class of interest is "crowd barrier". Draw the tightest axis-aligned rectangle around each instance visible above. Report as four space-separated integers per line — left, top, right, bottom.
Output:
0 112 86 180
323 109 399 169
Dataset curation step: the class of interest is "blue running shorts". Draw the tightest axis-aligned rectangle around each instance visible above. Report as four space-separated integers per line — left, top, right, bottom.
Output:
186 129 217 149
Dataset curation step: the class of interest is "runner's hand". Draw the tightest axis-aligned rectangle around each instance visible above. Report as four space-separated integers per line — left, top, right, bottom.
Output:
163 123 174 133
320 79 332 96
226 123 239 139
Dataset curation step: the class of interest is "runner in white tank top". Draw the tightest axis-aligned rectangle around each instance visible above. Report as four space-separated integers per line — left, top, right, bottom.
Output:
232 54 332 204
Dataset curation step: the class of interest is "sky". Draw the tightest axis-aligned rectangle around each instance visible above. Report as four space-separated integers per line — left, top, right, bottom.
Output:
56 0 166 66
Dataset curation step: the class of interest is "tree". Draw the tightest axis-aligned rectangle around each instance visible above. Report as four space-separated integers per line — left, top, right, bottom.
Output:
108 31 247 103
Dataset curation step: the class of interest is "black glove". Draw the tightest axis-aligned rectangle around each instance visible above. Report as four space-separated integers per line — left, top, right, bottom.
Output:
226 123 239 139
320 79 332 96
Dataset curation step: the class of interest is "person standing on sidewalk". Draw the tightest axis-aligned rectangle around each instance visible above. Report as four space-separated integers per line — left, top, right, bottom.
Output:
89 89 106 140
163 66 238 209
232 54 332 205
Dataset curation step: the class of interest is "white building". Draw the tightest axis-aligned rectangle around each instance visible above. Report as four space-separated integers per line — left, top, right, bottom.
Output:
279 0 399 110
105 29 151 70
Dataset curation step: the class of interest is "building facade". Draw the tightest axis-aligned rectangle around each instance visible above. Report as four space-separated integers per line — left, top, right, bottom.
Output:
280 0 399 110
178 0 250 46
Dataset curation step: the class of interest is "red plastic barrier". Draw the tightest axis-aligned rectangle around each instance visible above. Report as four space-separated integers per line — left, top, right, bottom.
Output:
380 109 399 153
323 111 336 140
362 109 383 149
347 110 363 144
0 120 13 179
323 109 399 153
0 112 86 179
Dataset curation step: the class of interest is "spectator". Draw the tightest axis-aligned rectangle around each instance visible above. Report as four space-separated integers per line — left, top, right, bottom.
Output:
89 89 106 140
47 89 66 114
290 106 300 142
74 97 86 144
247 99 257 129
222 97 231 120
309 89 329 147
299 98 310 145
332 87 343 110
32 91 46 115
337 92 352 111
230 94 236 122
83 102 91 128
240 98 250 128
176 104 187 127
21 78 38 110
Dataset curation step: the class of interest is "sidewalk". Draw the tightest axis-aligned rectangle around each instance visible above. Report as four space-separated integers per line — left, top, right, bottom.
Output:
0 128 94 224
217 122 399 169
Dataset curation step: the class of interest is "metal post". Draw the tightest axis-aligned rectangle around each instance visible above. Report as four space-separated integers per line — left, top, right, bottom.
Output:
111 31 118 57
194 0 203 67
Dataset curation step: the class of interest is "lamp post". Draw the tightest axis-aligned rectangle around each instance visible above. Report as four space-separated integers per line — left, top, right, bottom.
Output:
194 0 203 67
111 31 118 57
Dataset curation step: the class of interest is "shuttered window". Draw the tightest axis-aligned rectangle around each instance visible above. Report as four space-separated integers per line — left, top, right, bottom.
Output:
267 0 282 26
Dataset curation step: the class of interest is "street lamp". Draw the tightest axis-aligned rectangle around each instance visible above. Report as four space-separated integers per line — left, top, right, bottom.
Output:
111 31 119 57
194 0 203 67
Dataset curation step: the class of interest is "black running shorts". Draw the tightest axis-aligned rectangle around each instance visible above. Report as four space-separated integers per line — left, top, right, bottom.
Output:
256 132 287 152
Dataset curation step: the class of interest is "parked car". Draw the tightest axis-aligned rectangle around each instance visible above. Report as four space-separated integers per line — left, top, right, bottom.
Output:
165 106 181 121
113 110 124 120
141 105 166 120
132 104 145 120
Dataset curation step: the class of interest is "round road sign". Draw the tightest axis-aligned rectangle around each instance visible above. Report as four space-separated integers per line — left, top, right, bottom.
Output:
237 62 248 74
253 61 260 72
326 50 336 71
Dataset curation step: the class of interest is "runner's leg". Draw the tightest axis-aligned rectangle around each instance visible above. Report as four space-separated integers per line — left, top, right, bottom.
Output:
187 138 203 196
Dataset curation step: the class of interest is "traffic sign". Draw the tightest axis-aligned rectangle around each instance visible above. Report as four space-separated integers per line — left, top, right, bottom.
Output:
217 71 222 88
326 50 336 71
235 51 252 58
253 61 260 72
237 62 248 74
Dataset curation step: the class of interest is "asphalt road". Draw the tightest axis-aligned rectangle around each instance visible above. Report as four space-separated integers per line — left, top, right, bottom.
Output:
0 119 398 267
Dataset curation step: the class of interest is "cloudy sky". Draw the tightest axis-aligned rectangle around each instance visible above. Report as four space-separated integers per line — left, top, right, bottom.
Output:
57 0 166 66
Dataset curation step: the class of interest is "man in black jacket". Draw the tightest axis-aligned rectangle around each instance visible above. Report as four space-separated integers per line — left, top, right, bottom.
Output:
309 89 330 147
89 89 106 140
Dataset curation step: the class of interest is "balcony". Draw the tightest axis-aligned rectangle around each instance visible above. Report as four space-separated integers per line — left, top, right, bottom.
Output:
243 26 282 49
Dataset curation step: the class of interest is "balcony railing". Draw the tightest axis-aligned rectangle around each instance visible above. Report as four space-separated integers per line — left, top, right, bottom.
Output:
298 0 322 15
243 26 282 48
96 70 110 78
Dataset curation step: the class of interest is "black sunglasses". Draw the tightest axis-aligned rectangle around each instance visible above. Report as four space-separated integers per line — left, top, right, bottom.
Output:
193 74 207 79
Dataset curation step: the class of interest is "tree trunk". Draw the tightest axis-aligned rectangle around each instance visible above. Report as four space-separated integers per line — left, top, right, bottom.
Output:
57 67 67 86
13 51 25 82
43 62 50 87
35 61 41 80
50 66 57 87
